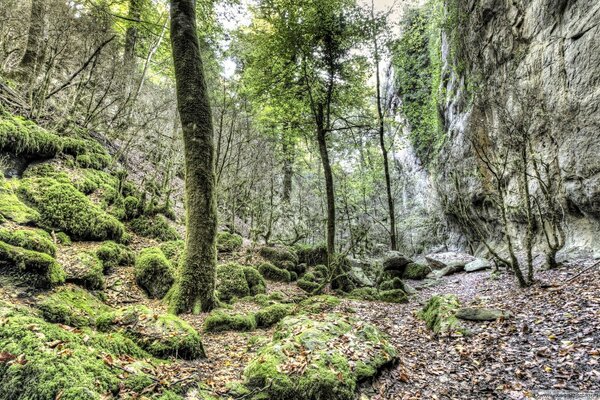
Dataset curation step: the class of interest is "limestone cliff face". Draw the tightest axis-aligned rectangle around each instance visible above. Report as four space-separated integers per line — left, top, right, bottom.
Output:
394 0 600 257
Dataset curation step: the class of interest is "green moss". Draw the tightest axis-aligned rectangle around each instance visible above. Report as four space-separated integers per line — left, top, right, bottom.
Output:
378 289 408 303
294 244 328 266
38 286 112 327
135 247 174 299
379 277 404 291
96 241 134 270
297 275 322 293
0 240 64 287
216 231 243 253
259 246 298 269
55 232 71 245
0 180 39 224
257 262 291 282
159 240 184 265
242 314 396 400
243 266 267 295
0 227 56 256
0 301 161 400
418 294 464 334
98 305 204 359
65 251 105 290
347 287 379 301
72 169 118 195
402 262 431 280
216 263 251 302
19 177 124 241
203 310 257 332
299 295 341 314
255 304 292 328
130 214 180 242
124 196 141 219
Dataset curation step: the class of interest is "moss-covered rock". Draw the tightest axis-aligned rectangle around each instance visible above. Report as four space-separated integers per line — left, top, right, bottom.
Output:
259 246 299 270
242 314 396 400
96 241 134 270
130 214 180 242
216 263 251 302
97 305 204 359
159 240 185 266
418 294 464 335
347 287 379 301
0 179 39 224
299 295 341 314
294 244 328 266
255 304 292 328
0 301 178 400
217 231 243 253
377 289 409 303
38 286 112 327
134 247 174 299
0 227 56 256
402 263 431 280
257 262 291 282
243 266 267 295
64 251 105 290
203 310 257 332
0 240 64 287
19 177 124 241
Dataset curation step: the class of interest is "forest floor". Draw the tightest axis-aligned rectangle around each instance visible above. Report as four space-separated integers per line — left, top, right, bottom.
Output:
1 249 599 400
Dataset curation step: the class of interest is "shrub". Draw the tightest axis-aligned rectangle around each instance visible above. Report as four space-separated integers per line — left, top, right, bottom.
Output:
0 227 56 256
130 214 180 242
0 240 64 287
257 262 291 282
38 286 112 327
255 304 292 328
134 247 174 299
217 231 243 252
19 178 124 241
203 310 257 332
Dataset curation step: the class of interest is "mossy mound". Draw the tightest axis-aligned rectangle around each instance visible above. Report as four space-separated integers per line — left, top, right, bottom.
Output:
255 304 292 328
159 240 184 265
418 294 464 335
299 295 341 314
0 301 181 400
38 286 111 327
129 215 180 242
294 244 328 266
97 305 204 360
0 226 56 256
96 241 134 270
402 263 431 280
0 240 65 287
19 177 124 241
297 266 328 293
216 263 265 303
347 287 379 301
242 314 397 400
257 262 291 282
134 247 174 299
0 179 39 224
259 246 298 270
377 289 408 303
216 231 243 253
64 251 105 290
203 310 257 332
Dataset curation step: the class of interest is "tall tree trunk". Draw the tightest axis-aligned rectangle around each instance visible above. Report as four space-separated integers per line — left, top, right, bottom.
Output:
316 115 336 260
19 0 48 80
281 131 294 203
169 0 217 314
123 0 142 83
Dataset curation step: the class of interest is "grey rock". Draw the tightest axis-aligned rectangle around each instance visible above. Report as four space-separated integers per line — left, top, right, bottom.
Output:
383 252 413 275
425 252 475 270
456 307 510 321
465 259 493 272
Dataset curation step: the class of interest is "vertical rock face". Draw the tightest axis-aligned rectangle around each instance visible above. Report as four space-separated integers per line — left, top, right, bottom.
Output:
429 0 600 257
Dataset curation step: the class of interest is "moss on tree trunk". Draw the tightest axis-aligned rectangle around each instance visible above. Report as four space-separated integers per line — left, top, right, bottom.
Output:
169 0 217 313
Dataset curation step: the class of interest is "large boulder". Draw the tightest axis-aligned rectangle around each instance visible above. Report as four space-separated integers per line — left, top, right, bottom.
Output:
346 257 375 287
382 252 413 276
456 307 510 321
425 252 475 270
464 258 492 272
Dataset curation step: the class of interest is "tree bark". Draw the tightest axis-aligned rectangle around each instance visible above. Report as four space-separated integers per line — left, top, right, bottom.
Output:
281 131 294 203
169 0 217 313
123 0 142 78
316 111 336 259
19 0 48 79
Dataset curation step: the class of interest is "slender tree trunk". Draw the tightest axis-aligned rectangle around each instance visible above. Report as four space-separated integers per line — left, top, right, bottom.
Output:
521 146 534 284
282 131 294 203
123 0 142 81
169 0 217 314
19 0 48 80
317 118 336 260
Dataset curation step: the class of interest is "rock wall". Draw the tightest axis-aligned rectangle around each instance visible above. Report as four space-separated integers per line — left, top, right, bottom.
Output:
434 0 600 258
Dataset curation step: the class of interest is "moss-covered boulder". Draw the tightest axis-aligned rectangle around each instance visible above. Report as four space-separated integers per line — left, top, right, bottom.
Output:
0 227 56 256
242 314 397 400
294 244 328 266
203 310 257 332
297 267 329 293
0 240 65 287
96 240 134 270
402 263 431 280
159 240 184 266
19 177 124 241
0 179 39 224
129 214 180 242
0 300 182 400
134 247 174 299
38 286 111 327
64 251 105 290
259 246 298 269
97 305 204 359
255 304 292 328
418 294 464 335
216 231 243 253
347 287 379 301
378 289 408 303
257 262 291 282
216 263 265 302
